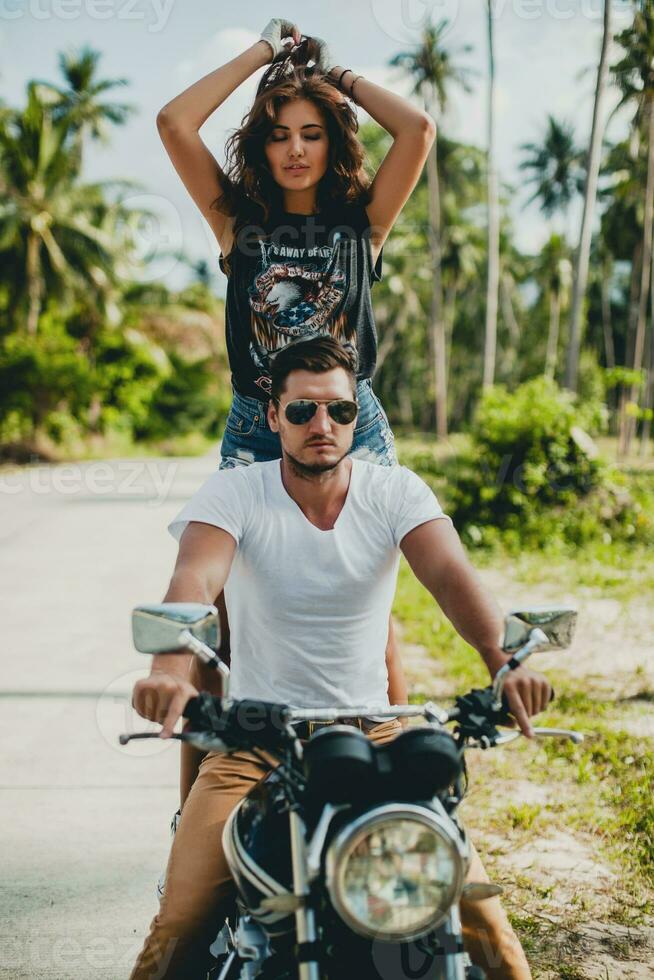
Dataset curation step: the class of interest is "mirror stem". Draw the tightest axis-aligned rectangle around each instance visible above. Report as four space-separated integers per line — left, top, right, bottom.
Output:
492 627 549 709
178 628 230 698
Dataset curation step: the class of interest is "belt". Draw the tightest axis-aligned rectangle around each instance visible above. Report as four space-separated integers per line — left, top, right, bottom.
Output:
292 717 380 740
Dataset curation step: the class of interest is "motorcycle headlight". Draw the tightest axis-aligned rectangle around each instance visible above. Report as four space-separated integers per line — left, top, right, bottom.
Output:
325 803 466 942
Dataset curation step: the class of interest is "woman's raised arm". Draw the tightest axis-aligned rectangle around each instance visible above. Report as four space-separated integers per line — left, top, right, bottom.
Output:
327 65 435 259
157 40 277 132
155 39 278 256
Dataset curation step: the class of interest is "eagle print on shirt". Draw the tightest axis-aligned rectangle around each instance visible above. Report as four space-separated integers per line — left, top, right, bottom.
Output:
247 231 356 394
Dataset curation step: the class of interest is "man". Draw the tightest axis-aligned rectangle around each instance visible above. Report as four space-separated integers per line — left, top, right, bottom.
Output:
130 337 549 979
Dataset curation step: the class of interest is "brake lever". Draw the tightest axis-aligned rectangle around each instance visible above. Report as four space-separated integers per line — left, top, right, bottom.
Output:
118 729 234 753
470 727 584 748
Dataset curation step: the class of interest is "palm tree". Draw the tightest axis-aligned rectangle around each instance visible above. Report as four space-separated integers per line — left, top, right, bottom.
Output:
565 0 613 392
33 45 134 177
518 115 583 236
534 234 573 378
0 82 145 334
600 134 649 370
483 0 500 388
591 235 617 370
389 18 474 438
498 237 530 380
442 217 486 386
611 3 654 455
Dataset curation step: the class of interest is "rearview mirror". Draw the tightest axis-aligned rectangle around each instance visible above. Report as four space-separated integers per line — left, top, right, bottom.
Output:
132 603 219 655
501 606 576 654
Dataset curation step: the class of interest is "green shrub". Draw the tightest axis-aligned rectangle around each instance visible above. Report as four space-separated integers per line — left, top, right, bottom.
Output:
453 375 606 514
137 351 228 441
90 327 169 436
0 319 94 446
401 377 652 551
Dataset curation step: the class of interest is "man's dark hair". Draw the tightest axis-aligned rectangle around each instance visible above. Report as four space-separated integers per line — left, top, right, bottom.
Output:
269 337 357 401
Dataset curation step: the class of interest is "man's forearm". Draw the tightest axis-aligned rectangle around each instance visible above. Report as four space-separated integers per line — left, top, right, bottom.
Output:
151 566 217 678
431 560 509 678
401 521 511 678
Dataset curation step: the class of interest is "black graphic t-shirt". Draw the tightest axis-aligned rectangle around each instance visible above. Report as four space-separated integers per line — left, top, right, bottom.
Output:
219 200 384 398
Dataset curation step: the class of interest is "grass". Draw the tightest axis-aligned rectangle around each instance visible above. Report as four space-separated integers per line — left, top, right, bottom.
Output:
393 559 654 886
395 434 654 602
472 539 654 604
392 526 654 977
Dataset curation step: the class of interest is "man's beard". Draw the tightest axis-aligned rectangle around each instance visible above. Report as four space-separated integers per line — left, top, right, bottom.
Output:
285 446 350 478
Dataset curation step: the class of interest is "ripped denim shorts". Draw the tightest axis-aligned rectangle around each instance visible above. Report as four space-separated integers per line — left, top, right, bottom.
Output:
219 378 397 470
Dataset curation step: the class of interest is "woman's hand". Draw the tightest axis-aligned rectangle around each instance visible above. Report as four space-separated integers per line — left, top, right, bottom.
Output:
260 18 302 61
311 35 336 74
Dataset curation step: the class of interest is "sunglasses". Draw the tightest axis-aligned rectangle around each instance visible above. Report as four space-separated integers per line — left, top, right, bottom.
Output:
275 398 359 425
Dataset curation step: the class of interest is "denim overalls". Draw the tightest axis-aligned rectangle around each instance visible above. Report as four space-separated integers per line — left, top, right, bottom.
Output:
219 378 397 470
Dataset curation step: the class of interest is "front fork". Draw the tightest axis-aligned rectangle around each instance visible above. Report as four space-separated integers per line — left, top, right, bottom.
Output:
444 905 470 980
288 809 321 980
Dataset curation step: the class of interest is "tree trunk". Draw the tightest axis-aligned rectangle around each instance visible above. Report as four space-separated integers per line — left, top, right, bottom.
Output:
640 239 654 456
398 376 414 429
624 240 643 369
376 301 408 372
617 241 643 443
501 273 520 347
444 280 458 389
483 1 500 388
565 0 612 391
500 272 520 377
425 108 447 439
26 231 42 336
640 324 653 456
622 97 654 456
600 256 616 370
545 287 561 379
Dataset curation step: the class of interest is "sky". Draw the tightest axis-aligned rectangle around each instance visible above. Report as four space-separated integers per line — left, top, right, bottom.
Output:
0 0 638 295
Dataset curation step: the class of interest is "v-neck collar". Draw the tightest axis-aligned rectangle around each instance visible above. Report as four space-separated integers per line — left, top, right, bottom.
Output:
275 458 356 533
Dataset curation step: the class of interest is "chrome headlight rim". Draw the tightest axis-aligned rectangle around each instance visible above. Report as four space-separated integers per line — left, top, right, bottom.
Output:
325 802 467 943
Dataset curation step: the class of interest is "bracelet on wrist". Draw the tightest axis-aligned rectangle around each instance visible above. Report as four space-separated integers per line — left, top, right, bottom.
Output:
349 74 363 104
337 67 354 90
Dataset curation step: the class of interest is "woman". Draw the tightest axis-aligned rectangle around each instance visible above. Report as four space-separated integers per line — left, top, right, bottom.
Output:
156 18 436 808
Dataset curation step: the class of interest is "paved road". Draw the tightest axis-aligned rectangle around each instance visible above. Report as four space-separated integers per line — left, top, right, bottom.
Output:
1 452 220 979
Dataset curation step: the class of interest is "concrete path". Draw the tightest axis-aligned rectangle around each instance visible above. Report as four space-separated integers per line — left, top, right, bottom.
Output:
0 452 220 979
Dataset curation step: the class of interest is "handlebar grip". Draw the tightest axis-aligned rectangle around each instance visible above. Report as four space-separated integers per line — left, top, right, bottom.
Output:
182 695 200 719
182 693 224 730
497 692 514 726
181 694 292 751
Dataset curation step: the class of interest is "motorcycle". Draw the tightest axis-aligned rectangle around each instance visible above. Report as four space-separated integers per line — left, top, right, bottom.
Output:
121 603 582 980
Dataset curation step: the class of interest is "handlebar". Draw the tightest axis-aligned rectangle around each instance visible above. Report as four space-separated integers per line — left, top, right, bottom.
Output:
119 691 583 750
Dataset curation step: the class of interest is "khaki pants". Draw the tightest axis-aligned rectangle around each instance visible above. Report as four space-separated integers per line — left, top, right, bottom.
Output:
129 720 531 980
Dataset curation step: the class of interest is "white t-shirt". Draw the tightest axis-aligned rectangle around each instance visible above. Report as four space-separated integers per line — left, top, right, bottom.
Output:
168 459 451 713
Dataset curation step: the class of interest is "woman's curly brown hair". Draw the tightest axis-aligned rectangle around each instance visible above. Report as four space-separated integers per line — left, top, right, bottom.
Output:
211 38 373 277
